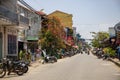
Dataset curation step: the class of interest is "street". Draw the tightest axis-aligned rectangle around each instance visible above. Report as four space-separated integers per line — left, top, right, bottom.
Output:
1 53 120 80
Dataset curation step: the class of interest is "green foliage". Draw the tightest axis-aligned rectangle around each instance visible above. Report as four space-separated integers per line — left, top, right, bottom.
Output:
39 16 66 55
91 31 109 48
103 47 116 57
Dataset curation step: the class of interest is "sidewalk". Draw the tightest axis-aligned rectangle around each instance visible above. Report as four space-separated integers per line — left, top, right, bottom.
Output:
109 58 120 67
29 60 41 68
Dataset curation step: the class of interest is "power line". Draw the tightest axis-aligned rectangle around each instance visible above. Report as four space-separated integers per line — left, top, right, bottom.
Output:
19 0 36 11
23 0 43 11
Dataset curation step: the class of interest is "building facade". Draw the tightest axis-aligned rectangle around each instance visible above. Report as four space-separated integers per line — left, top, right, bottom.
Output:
109 27 115 37
48 10 74 46
0 0 29 59
114 22 120 44
17 0 42 54
72 27 77 38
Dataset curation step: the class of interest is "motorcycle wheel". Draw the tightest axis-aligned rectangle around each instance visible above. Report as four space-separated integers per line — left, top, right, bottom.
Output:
41 60 45 64
16 66 24 76
0 64 6 78
54 58 57 62
23 66 28 73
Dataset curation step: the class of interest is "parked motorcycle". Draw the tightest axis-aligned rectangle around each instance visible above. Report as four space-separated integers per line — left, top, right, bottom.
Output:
102 54 110 60
41 50 57 64
0 58 24 78
18 60 29 73
41 55 57 64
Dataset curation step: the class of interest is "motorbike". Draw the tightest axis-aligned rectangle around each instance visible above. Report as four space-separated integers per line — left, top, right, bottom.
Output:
41 50 57 64
20 60 29 73
102 54 110 60
87 51 90 55
0 58 24 78
41 55 57 64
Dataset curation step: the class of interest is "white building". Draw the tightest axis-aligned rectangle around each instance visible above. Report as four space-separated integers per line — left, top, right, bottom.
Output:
0 0 29 59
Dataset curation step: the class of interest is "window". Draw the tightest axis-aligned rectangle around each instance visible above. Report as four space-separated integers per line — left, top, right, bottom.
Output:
8 35 17 54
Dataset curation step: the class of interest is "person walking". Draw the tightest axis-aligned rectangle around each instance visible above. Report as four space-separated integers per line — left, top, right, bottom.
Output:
19 49 25 60
117 44 120 61
26 50 31 63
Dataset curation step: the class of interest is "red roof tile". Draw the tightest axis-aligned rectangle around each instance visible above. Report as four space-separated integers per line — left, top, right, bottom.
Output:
36 11 46 16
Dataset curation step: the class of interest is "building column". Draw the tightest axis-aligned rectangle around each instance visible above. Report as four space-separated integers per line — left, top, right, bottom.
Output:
3 26 7 58
0 26 3 59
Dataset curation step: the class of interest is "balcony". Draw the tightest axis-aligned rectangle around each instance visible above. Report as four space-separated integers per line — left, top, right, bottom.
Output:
0 6 18 26
0 6 29 27
19 15 29 26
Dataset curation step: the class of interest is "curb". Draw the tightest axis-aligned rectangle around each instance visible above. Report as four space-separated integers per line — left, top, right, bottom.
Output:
109 58 120 67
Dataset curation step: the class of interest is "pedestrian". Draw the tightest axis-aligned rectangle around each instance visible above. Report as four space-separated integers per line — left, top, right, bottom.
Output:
19 49 25 60
117 44 120 61
26 50 31 63
36 48 41 60
19 50 23 60
31 49 35 61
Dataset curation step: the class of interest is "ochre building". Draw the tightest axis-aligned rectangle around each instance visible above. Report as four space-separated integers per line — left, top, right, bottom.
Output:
48 10 73 29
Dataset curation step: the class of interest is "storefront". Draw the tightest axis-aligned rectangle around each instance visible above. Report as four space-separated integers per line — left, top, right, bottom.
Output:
0 26 18 59
27 36 39 53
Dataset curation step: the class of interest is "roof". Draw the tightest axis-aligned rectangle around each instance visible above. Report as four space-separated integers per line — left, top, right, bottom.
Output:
36 11 46 16
17 1 35 13
48 10 72 16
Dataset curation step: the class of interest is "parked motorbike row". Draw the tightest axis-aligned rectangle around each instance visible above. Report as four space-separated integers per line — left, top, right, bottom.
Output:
40 49 81 64
0 58 29 78
80 49 90 55
61 50 81 58
92 49 110 60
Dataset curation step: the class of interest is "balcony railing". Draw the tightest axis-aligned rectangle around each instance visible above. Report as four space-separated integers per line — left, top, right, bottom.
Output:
0 6 18 24
0 6 29 26
20 15 29 25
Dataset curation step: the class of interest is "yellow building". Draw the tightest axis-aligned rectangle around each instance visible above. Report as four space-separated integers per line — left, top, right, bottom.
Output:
48 10 73 29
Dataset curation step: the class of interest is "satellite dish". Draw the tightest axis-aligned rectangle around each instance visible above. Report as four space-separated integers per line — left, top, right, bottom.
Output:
115 23 120 31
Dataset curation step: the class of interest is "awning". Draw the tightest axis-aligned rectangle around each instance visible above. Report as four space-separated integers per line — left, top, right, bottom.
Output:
27 36 38 40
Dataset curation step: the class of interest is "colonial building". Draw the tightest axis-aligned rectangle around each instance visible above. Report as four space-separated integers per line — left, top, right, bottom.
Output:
48 10 74 46
0 0 29 59
17 0 42 54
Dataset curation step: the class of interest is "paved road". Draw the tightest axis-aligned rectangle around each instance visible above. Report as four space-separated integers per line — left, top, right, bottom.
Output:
1 53 120 80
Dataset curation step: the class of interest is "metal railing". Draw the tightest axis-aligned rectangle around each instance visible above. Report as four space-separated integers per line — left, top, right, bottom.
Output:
0 6 29 26
20 15 29 25
0 6 18 24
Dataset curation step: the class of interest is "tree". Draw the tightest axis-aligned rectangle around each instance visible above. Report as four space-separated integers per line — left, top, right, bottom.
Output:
39 16 66 56
91 31 109 48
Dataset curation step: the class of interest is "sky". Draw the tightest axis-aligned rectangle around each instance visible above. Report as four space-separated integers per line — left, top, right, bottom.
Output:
24 0 120 39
